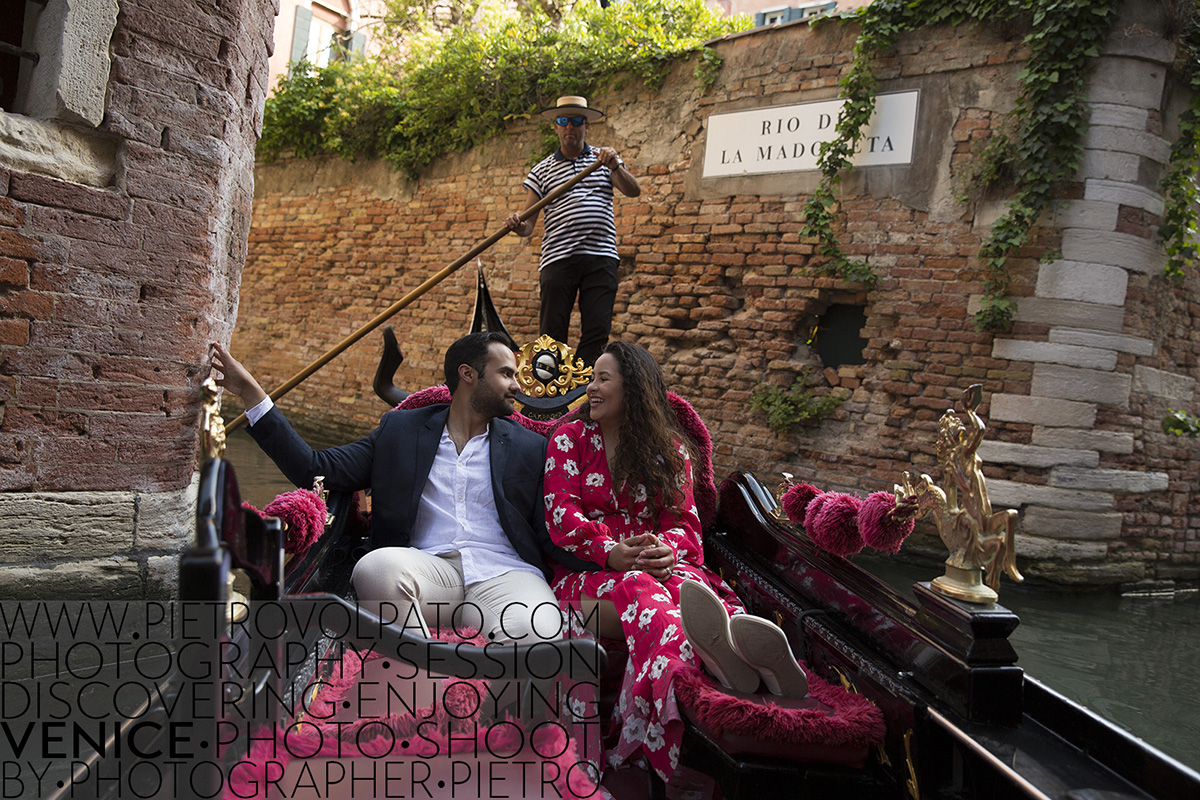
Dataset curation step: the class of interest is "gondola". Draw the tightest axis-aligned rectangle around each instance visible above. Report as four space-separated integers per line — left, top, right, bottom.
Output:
157 274 1200 800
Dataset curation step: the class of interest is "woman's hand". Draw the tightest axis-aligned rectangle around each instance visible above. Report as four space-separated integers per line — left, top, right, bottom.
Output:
605 534 656 572
636 534 676 582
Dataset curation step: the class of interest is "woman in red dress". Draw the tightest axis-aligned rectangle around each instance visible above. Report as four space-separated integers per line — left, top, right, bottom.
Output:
544 342 807 786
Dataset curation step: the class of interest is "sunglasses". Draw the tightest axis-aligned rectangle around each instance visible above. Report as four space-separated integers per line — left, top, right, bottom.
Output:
555 116 587 127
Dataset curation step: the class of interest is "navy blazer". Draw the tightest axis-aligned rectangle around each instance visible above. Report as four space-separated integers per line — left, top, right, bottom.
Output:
247 403 595 579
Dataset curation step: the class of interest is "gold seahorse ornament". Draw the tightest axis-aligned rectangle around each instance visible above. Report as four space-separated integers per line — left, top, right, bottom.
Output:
898 385 1022 603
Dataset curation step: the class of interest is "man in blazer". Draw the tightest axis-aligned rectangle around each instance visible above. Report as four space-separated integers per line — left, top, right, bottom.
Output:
211 332 593 643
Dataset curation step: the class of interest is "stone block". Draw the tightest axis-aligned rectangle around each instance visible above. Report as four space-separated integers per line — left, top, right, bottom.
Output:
1031 363 1132 408
1014 297 1124 332
990 394 1097 428
1083 178 1164 216
1049 467 1169 493
1086 56 1168 109
1035 260 1127 306
0 558 143 599
1076 149 1140 182
1032 426 1134 454
145 555 179 599
1088 103 1149 131
1023 561 1145 586
1060 229 1164 274
1047 201 1119 232
1048 329 1153 356
0 114 119 188
1083 125 1172 164
978 441 1099 469
1101 33 1175 65
0 491 135 562
1016 533 1109 559
1021 506 1125 540
1132 365 1195 402
134 479 198 551
23 0 120 127
992 339 1117 371
988 479 1113 511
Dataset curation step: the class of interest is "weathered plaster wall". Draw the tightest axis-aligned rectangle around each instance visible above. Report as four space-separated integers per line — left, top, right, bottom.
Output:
237 5 1199 587
0 0 276 597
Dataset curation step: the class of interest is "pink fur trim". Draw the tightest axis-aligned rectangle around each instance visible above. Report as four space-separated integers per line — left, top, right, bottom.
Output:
673 664 885 747
858 491 916 554
667 392 717 528
396 384 451 408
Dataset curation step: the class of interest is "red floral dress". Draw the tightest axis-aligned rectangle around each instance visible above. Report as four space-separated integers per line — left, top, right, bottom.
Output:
544 419 744 781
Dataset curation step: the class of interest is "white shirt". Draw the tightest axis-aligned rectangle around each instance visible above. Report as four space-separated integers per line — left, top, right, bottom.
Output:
246 397 538 584
410 426 540 584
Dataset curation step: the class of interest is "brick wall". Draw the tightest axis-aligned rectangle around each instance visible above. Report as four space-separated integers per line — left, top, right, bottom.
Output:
237 5 1199 587
0 0 275 597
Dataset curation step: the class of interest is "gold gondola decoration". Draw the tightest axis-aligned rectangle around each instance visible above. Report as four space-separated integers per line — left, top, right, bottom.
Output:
199 377 226 460
516 334 593 400
897 385 1022 604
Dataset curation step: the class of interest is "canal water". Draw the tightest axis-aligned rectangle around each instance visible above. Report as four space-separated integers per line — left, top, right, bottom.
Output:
224 429 1200 772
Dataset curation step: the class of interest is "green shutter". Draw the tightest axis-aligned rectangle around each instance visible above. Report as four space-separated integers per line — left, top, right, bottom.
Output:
290 6 313 64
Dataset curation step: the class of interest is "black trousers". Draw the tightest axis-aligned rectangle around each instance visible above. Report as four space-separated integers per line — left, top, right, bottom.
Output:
539 254 619 367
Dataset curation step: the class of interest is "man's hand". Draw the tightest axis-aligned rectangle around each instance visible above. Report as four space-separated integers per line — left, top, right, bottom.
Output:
595 147 621 170
210 343 268 408
596 147 641 198
505 212 532 237
605 533 657 572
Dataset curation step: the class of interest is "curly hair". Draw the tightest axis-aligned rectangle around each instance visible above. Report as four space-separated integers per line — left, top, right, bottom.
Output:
579 342 688 515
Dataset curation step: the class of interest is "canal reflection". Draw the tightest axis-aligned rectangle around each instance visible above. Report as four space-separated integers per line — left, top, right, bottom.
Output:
223 430 1199 772
858 553 1200 772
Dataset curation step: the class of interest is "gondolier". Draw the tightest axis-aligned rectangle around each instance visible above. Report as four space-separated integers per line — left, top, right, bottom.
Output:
506 95 641 367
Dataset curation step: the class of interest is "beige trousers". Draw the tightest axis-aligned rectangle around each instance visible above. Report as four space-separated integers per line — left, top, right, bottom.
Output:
351 547 563 643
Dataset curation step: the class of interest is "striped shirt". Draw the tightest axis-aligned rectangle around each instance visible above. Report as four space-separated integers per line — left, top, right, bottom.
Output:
524 144 622 269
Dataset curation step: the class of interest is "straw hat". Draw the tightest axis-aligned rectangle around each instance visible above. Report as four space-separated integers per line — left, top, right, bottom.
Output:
540 96 605 122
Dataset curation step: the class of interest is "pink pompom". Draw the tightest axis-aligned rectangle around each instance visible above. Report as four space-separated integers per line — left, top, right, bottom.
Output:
395 385 452 410
858 491 916 554
806 492 864 557
263 489 328 555
782 483 821 524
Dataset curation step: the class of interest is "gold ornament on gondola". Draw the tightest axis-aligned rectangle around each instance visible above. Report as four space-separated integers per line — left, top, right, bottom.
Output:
516 335 592 398
898 384 1022 604
199 377 226 460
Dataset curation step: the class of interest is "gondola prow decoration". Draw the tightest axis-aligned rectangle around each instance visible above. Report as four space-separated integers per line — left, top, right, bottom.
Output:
899 384 1022 603
199 377 226 460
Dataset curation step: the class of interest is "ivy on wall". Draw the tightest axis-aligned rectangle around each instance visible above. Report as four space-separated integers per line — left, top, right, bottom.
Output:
801 0 1200 332
1160 9 1200 282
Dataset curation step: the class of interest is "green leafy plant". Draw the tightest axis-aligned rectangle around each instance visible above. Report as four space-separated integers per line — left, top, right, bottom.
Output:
1160 9 1200 282
1163 409 1200 438
751 368 846 433
260 0 750 176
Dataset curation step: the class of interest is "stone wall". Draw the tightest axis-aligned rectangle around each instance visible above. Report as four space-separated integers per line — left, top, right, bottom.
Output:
237 4 1199 587
0 0 275 597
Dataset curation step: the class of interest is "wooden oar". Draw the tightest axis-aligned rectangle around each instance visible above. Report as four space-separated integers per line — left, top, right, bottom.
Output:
226 157 604 431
